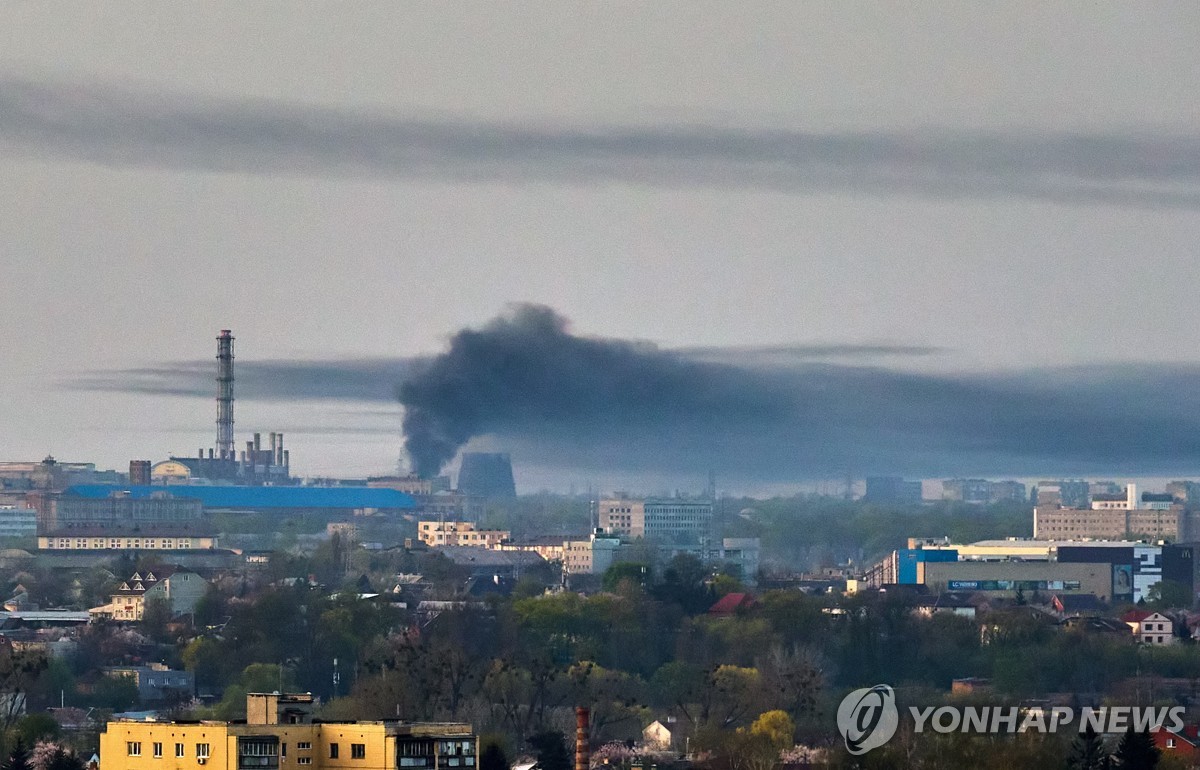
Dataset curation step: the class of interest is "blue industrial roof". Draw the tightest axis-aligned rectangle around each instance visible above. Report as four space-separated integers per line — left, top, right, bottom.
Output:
65 484 416 510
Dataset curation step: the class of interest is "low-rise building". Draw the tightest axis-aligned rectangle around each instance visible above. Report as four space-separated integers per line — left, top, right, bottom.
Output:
563 533 623 575
100 693 477 770
103 664 195 702
417 522 510 549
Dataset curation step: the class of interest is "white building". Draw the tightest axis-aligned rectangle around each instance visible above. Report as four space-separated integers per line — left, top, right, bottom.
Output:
598 498 712 541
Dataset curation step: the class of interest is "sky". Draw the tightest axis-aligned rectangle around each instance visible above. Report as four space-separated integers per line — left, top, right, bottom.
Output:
3 4 1200 493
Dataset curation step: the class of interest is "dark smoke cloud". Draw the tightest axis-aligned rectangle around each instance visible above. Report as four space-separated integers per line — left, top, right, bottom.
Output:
3 77 1200 207
396 306 1200 479
67 306 1200 480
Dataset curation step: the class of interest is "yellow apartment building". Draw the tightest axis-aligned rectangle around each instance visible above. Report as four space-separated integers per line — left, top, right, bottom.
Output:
101 694 477 770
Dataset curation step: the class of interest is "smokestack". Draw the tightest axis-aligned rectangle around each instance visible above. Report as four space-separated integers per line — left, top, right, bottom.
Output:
216 330 235 458
1128 482 1139 510
276 433 284 466
283 449 289 467
254 432 262 456
208 448 214 460
270 432 277 462
575 707 589 770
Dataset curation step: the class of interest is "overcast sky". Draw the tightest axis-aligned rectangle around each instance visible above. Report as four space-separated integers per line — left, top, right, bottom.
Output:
3 4 1199 491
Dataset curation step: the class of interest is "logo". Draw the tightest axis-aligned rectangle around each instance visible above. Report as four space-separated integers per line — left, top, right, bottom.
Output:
837 684 898 755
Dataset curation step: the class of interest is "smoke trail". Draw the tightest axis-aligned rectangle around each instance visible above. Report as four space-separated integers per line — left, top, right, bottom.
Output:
397 305 1200 479
397 305 793 477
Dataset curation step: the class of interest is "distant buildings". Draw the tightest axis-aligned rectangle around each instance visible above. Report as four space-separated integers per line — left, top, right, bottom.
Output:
864 476 923 503
1033 484 1195 541
941 479 1026 504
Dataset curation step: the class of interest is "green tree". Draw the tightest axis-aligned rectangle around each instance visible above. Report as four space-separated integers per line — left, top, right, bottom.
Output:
1067 726 1110 770
1146 580 1193 611
1113 727 1159 769
479 742 508 770
602 563 648 592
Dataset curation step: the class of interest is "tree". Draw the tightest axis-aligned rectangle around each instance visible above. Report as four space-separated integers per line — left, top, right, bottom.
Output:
1112 727 1159 769
1067 726 1110 770
742 710 795 770
602 563 648 592
527 731 570 770
479 743 508 770
1146 581 1193 611
4 742 30 770
140 596 174 642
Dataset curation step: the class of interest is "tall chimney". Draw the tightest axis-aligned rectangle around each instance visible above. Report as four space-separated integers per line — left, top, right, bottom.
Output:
574 707 589 770
216 330 235 458
276 433 284 466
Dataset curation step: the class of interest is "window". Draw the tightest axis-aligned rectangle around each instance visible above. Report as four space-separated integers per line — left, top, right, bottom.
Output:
298 760 312 766
297 744 312 751
1168 738 1177 748
154 743 164 758
351 745 365 760
197 744 210 759
282 744 287 758
330 744 339 759
177 744 185 758
128 743 142 757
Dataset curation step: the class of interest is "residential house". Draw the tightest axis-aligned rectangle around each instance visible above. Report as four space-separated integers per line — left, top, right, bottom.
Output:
96 567 207 621
1126 610 1177 645
1152 724 1200 761
641 720 673 751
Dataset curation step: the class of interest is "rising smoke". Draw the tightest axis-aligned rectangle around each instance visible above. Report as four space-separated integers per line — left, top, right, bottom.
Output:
69 305 1200 481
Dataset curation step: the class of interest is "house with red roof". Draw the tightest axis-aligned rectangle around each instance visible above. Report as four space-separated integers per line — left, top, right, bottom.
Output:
708 592 755 617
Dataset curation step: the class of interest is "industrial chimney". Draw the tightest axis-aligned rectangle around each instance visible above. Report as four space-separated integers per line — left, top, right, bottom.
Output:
574 707 589 770
216 330 235 459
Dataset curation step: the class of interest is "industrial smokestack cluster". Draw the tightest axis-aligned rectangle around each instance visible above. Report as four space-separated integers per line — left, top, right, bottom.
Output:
191 330 292 484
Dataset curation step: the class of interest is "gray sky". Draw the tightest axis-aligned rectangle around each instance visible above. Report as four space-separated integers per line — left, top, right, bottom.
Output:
3 3 1200 491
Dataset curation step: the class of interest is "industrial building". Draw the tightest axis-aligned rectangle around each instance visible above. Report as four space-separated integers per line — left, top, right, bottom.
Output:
864 537 1198 604
159 331 295 485
455 453 516 498
101 693 477 770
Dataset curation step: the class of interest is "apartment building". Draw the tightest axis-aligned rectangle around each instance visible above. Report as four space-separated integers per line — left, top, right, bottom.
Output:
102 694 477 770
